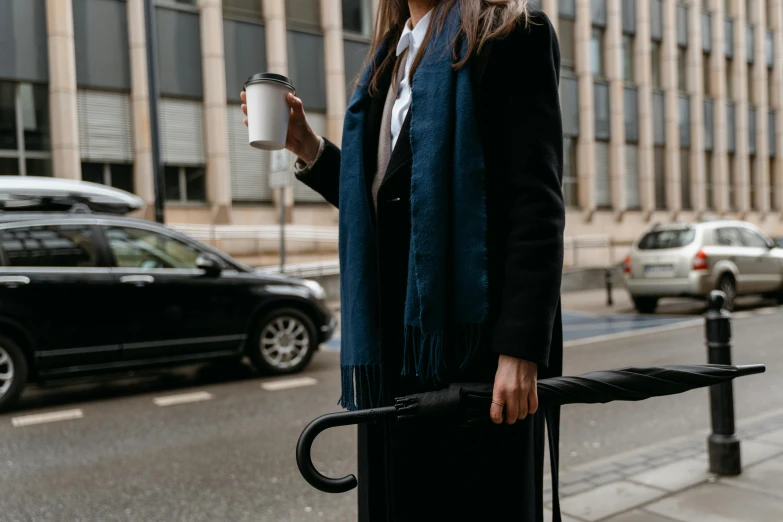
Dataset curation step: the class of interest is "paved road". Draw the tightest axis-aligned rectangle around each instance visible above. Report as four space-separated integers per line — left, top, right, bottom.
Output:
0 308 781 521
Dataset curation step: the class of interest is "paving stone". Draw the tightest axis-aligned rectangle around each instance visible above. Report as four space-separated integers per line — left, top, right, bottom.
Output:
559 481 666 522
645 482 783 522
721 456 783 500
544 508 582 522
603 509 683 522
619 463 652 477
646 455 675 467
642 447 678 459
588 471 625 486
617 455 649 467
584 461 623 475
560 480 594 497
758 428 783 446
628 458 714 492
741 439 783 466
560 470 596 486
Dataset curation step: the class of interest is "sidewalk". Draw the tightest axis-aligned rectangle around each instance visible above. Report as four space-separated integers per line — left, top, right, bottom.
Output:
544 410 783 521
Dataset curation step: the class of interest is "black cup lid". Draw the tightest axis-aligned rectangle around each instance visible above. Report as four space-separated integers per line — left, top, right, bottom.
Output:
243 73 296 93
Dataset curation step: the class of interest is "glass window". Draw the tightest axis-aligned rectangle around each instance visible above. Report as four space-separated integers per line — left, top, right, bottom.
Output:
0 158 19 176
563 137 579 208
0 82 17 150
185 167 206 201
677 47 688 91
747 65 754 105
651 42 663 88
770 158 776 210
19 83 50 152
705 152 714 210
724 0 732 17
716 227 743 246
26 158 52 177
342 0 371 36
286 0 320 27
222 0 262 17
111 164 134 194
559 18 576 72
591 28 605 77
106 227 202 269
164 166 181 201
654 145 667 209
726 59 734 100
768 73 775 108
638 228 696 250
739 227 770 248
82 162 104 185
750 157 757 209
622 35 634 82
703 54 712 96
680 149 692 210
0 225 98 268
728 153 737 209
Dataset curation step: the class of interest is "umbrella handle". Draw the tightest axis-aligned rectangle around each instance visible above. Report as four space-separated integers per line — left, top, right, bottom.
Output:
296 406 398 493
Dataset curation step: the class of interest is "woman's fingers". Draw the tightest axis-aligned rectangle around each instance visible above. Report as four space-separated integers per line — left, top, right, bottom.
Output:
241 103 247 116
490 393 505 425
287 93 306 120
528 386 539 416
243 118 248 127
240 91 246 103
504 392 519 425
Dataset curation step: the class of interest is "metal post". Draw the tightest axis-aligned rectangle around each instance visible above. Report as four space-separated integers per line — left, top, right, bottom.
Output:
143 0 165 223
705 290 741 475
279 187 286 273
605 268 613 307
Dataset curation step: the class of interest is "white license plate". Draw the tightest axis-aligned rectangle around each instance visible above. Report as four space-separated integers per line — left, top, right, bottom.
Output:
644 264 675 276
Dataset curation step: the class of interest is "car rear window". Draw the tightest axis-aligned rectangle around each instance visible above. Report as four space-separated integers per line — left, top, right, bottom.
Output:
638 229 696 250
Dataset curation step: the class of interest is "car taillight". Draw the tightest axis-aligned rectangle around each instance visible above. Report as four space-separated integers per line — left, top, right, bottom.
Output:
624 255 632 274
693 250 709 271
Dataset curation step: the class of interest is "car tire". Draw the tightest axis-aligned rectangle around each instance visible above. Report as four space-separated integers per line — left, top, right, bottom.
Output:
248 307 317 375
0 335 28 413
633 297 659 314
717 275 737 312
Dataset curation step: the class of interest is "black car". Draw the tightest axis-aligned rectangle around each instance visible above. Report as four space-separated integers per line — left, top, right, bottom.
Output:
0 212 336 411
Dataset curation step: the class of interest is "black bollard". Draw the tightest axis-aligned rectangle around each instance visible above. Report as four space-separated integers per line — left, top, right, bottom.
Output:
605 268 613 307
705 290 741 475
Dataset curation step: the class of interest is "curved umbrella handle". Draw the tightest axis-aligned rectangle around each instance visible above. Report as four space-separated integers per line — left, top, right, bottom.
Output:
296 406 398 493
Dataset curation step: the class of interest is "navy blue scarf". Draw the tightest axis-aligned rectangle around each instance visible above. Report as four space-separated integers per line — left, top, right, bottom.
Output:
338 4 487 410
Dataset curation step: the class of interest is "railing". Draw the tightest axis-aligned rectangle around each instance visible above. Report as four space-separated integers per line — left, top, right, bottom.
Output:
256 259 341 278
170 224 339 243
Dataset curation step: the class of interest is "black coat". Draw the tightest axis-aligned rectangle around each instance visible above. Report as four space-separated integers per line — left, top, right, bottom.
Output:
298 11 564 522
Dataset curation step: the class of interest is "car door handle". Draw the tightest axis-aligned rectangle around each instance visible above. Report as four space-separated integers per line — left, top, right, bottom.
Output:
120 275 155 287
0 276 30 288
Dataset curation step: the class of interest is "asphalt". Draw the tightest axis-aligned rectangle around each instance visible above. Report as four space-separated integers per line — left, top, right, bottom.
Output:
0 305 781 521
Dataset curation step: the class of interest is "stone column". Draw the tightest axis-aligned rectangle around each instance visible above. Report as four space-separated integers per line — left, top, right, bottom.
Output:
712 0 729 212
607 0 626 214
542 0 558 33
126 0 156 220
370 0 379 30
46 0 81 180
637 0 655 214
663 0 681 212
734 0 750 213
753 0 769 213
262 0 293 218
576 0 596 213
320 0 346 145
689 0 706 212
199 0 232 223
772 0 783 212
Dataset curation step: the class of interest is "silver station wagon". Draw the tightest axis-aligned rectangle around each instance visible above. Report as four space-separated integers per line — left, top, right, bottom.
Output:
624 221 783 313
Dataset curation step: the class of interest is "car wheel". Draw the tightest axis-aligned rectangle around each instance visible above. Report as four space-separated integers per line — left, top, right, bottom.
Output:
0 335 28 413
249 307 317 375
633 297 659 314
717 275 737 312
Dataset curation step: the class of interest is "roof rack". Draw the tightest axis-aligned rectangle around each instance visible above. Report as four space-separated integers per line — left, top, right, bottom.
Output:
0 176 143 215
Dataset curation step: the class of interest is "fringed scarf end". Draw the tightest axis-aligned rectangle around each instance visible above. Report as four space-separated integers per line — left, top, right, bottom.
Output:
402 324 484 384
338 364 383 410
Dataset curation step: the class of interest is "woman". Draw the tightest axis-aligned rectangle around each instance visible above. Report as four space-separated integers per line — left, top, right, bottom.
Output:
243 0 564 519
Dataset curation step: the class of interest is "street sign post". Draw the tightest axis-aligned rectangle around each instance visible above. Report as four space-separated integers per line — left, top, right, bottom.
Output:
269 150 291 273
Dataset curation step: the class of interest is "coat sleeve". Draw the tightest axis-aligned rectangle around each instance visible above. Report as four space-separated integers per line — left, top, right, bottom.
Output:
488 14 565 368
294 138 341 208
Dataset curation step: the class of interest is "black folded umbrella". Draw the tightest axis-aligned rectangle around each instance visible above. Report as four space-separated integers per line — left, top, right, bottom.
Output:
296 363 765 494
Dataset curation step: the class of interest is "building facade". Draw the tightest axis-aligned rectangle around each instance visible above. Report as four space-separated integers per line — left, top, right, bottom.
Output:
1 0 783 259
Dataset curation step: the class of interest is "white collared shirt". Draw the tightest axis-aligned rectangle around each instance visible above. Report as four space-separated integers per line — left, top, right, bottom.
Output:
391 9 433 151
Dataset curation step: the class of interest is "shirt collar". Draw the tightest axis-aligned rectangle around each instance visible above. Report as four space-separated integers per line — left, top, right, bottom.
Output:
395 9 433 57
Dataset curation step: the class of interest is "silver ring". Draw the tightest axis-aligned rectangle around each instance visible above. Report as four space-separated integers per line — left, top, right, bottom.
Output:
491 400 505 407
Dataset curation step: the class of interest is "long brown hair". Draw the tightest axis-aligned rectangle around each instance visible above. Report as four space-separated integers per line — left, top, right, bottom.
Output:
367 0 531 95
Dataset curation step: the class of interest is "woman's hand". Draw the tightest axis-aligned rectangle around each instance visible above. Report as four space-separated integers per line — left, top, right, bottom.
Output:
490 355 539 425
240 91 322 164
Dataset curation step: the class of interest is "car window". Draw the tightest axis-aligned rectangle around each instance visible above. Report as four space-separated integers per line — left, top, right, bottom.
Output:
638 229 696 250
0 225 98 267
715 228 744 247
106 227 201 269
738 228 771 248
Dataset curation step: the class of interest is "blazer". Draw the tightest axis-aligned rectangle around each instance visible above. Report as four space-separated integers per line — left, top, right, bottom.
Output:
298 11 565 385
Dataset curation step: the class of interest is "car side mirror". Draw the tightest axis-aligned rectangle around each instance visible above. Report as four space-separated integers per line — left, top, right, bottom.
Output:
196 254 222 277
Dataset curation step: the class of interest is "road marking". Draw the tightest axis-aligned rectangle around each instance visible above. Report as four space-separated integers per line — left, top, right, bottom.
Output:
153 391 213 407
11 409 83 427
564 319 704 348
261 376 318 391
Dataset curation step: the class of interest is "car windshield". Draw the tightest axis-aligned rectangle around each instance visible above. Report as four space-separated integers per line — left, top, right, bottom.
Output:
638 228 696 250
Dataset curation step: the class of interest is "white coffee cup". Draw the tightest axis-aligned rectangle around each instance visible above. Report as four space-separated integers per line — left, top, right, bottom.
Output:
243 73 296 150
